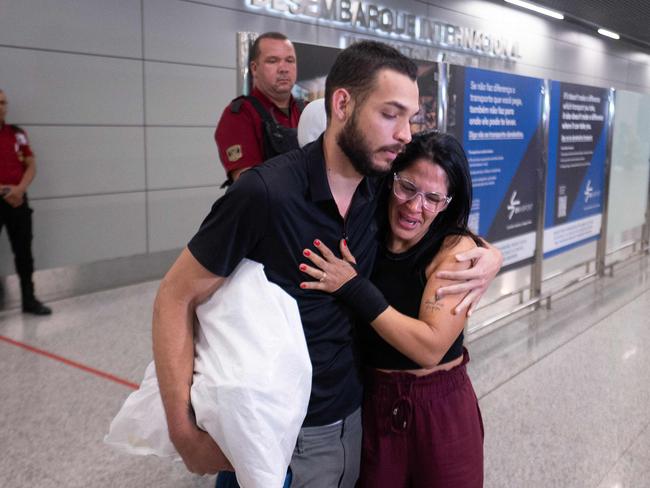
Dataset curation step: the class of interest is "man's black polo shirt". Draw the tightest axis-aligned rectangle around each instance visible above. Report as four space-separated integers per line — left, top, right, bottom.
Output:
188 138 382 426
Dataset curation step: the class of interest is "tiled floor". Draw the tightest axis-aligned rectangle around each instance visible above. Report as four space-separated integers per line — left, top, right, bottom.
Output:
470 255 650 487
1 255 649 487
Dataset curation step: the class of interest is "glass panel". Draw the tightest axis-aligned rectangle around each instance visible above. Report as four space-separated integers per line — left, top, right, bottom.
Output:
607 90 650 250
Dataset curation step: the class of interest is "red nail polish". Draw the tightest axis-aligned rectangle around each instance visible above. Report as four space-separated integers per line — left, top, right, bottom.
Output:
314 239 321 246
300 283 307 289
304 249 311 257
299 264 306 271
343 240 347 248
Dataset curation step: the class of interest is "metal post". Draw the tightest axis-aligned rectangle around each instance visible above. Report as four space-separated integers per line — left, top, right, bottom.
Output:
596 88 617 276
236 32 258 96
437 62 449 133
531 79 551 303
643 153 650 253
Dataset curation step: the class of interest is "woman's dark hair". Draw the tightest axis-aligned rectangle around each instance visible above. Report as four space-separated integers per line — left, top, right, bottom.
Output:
388 131 482 270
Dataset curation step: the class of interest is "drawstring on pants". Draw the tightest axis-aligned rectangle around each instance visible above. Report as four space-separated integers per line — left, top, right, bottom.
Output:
390 382 414 432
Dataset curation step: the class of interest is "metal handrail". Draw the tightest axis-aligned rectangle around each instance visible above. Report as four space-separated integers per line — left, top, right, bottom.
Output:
476 238 644 312
542 258 595 283
606 240 637 256
467 296 541 335
603 242 649 274
474 257 596 312
468 239 649 337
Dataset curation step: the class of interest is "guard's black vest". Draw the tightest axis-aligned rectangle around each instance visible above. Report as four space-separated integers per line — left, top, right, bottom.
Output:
230 95 305 161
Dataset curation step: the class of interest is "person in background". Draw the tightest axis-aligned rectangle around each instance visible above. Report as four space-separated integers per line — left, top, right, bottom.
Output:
215 32 304 183
300 131 488 487
0 89 52 315
297 98 326 148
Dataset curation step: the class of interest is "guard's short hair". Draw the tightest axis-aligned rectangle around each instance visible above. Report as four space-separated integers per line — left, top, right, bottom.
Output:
250 32 291 62
324 41 418 119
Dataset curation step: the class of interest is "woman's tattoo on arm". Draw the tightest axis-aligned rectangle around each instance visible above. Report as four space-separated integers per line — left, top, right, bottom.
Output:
424 295 443 313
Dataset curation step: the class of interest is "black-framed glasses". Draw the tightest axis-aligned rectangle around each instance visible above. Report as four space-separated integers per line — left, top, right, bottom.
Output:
393 173 452 212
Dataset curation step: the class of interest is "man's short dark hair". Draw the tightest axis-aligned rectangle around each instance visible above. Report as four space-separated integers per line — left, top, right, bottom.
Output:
250 32 291 63
324 41 418 119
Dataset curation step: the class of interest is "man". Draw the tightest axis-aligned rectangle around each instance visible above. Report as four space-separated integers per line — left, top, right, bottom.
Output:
0 89 51 315
215 32 303 182
153 41 501 487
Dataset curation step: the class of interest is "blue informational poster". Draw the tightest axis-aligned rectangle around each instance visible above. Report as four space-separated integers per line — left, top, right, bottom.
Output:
447 66 545 268
543 81 610 256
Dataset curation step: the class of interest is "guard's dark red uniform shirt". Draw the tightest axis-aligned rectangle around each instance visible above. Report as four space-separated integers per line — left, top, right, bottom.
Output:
0 123 32 185
214 87 302 175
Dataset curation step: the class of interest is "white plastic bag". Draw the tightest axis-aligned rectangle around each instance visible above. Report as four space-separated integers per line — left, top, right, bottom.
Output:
105 259 312 488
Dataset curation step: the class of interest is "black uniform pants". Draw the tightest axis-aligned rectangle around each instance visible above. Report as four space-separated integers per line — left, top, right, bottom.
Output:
0 196 35 299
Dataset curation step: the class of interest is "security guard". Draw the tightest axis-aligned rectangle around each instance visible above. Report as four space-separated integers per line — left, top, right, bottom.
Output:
0 89 51 315
215 32 304 183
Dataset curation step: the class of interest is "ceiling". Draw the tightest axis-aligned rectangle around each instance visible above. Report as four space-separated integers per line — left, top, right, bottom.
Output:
502 0 650 50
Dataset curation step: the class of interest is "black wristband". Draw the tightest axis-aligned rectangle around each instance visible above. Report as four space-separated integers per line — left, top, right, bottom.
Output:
333 275 389 324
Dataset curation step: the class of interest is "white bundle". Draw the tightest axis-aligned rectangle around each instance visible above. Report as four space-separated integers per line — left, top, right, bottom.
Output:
105 259 312 488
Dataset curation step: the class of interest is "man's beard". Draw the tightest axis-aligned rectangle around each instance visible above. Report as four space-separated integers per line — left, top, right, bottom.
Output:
337 112 401 178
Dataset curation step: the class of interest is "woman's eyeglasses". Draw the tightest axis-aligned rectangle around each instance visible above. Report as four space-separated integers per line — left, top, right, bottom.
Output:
392 173 452 212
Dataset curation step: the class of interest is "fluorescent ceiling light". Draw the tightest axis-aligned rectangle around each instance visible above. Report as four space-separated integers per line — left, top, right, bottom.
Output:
598 28 620 40
504 0 564 20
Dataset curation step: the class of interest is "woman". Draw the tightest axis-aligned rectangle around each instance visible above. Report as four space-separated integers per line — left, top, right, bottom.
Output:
300 131 485 487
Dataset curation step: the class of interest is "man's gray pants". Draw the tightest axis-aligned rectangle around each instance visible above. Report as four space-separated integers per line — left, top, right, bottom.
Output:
214 407 361 488
290 407 362 488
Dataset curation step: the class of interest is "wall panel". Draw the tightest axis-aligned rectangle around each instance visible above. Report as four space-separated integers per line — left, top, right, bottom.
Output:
627 60 650 91
0 0 142 58
143 0 316 67
147 187 221 253
26 127 146 198
144 62 234 126
554 42 629 85
146 127 223 189
0 47 143 125
30 193 147 268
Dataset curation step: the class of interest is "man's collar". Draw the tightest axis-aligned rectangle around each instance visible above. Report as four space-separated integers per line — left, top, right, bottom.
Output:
305 136 330 202
251 87 293 111
305 136 379 203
